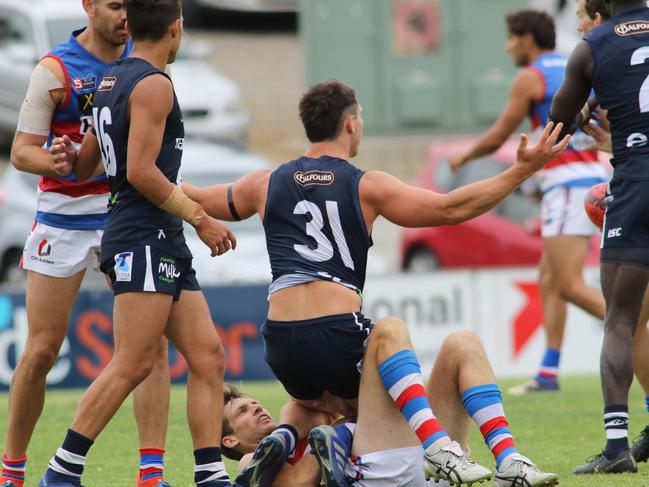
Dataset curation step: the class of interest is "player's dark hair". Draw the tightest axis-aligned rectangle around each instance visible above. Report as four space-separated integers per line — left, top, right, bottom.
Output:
585 0 611 20
221 384 246 461
299 79 359 143
125 0 181 41
506 10 556 50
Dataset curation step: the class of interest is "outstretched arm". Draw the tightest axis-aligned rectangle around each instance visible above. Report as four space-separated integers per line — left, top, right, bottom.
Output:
361 122 570 228
182 168 271 221
448 69 542 172
550 40 594 137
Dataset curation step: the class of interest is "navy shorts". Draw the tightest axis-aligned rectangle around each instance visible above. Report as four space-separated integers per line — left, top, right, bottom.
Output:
261 312 373 401
100 245 200 300
601 177 649 267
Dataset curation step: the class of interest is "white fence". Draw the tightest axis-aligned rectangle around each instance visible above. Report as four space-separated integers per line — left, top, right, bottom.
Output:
363 267 603 378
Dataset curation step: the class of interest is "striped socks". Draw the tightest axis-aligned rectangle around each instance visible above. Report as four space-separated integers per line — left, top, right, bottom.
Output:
462 384 518 467
194 447 230 486
1 454 26 487
536 348 560 383
270 425 298 460
378 349 449 450
45 429 94 486
604 405 629 459
138 448 165 486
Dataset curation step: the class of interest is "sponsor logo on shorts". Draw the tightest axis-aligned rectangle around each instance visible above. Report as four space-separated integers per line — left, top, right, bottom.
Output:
97 76 117 92
115 252 133 282
158 257 180 284
615 20 649 36
72 75 96 91
294 171 335 186
38 239 51 257
607 228 622 238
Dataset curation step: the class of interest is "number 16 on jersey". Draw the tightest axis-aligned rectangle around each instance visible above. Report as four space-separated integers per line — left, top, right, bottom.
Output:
92 106 117 177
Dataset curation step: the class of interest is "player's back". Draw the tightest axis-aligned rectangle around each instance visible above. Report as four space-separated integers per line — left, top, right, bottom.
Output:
93 57 190 262
587 6 649 179
264 156 372 295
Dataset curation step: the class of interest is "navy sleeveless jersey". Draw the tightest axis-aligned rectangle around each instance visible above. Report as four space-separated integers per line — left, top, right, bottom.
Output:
93 57 190 262
587 6 649 179
263 156 373 293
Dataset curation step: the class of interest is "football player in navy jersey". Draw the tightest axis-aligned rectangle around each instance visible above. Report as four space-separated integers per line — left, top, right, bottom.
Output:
4 1 172 486
41 1 236 486
549 0 649 475
177 80 568 487
222 331 560 487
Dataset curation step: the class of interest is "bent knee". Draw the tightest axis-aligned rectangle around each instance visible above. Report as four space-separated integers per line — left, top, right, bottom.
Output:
441 331 483 357
20 344 61 375
371 316 409 342
186 340 226 376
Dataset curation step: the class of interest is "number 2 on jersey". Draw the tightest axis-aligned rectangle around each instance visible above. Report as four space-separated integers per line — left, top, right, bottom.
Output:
631 46 649 113
92 106 117 176
293 200 355 270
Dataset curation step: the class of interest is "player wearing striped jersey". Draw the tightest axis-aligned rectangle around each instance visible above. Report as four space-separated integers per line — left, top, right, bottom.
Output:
182 79 568 486
449 9 608 395
3 2 171 486
221 331 559 487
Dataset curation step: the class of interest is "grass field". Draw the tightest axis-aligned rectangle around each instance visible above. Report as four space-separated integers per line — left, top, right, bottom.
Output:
2 376 649 486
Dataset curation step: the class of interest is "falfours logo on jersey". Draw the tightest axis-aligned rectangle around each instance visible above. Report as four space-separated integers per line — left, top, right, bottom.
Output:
294 171 335 186
72 75 97 91
115 252 133 282
97 76 117 92
615 21 649 36
37 239 51 257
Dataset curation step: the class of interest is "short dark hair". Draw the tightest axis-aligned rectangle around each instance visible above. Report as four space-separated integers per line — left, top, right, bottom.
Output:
125 0 181 41
299 79 359 143
506 10 556 50
221 384 246 461
585 0 611 20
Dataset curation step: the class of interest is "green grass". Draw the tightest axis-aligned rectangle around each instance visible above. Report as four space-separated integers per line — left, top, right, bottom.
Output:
1 377 649 486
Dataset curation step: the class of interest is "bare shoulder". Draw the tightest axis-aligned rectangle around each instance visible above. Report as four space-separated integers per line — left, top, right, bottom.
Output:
514 68 544 99
130 73 173 116
360 170 399 194
132 72 173 99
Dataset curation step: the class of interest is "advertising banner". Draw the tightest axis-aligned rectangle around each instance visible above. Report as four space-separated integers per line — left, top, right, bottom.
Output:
0 267 606 389
0 285 274 390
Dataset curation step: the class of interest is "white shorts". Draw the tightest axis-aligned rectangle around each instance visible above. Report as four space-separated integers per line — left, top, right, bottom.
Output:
541 185 598 238
345 446 449 487
21 222 102 278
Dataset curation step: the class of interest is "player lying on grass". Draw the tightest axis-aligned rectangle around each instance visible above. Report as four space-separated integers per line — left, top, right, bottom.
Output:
224 330 559 487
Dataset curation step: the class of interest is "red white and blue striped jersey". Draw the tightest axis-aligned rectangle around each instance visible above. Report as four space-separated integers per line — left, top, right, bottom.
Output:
35 28 131 230
528 53 607 193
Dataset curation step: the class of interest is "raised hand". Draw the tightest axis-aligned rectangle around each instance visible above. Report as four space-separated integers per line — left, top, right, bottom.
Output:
515 122 570 173
195 215 237 257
